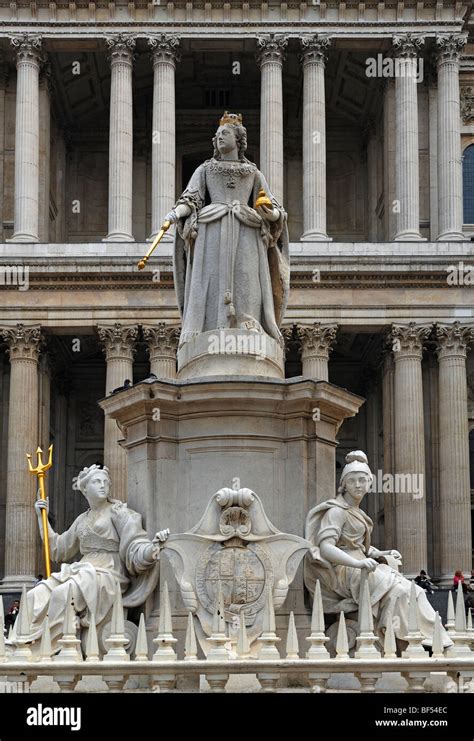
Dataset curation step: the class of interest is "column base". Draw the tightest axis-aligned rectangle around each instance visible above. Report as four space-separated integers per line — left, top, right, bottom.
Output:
6 233 39 243
300 230 332 242
0 574 36 593
437 231 466 242
102 232 135 242
394 231 427 242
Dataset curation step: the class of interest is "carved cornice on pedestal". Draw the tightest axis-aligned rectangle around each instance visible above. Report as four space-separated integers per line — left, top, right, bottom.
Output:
1 323 43 361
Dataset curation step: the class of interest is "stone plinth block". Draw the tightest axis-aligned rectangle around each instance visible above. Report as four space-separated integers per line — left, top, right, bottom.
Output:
99 376 363 648
177 329 284 381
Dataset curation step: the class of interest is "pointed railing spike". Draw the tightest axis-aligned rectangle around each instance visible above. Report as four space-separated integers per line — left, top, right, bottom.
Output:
335 612 349 660
236 611 250 659
446 590 455 633
104 583 129 663
153 581 177 662
455 580 467 633
432 611 444 659
85 613 100 662
286 611 299 659
307 580 330 659
402 581 425 658
39 616 52 662
383 604 397 659
184 612 198 661
134 613 148 662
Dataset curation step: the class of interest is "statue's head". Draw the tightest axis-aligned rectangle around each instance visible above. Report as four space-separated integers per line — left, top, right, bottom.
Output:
213 111 248 161
72 464 113 506
337 451 373 501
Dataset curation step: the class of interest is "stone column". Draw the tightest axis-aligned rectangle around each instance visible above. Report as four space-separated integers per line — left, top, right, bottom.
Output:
0 324 43 591
9 36 44 243
38 64 51 243
256 34 287 204
435 322 474 584
389 323 431 578
103 34 135 242
382 352 396 548
435 34 467 241
143 324 180 379
296 323 338 380
300 35 332 241
148 35 180 242
392 34 425 241
98 323 138 501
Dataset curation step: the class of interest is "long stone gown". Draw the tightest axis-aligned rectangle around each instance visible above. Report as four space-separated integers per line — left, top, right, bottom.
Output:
304 496 453 647
173 157 290 345
11 500 160 652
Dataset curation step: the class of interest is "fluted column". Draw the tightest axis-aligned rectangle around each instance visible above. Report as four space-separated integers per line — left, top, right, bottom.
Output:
9 36 44 243
296 323 338 380
389 323 431 577
392 34 425 241
382 352 396 548
300 35 332 241
435 322 474 584
143 324 180 379
98 324 138 501
103 34 135 242
435 34 467 241
256 34 287 204
148 35 180 241
0 325 43 590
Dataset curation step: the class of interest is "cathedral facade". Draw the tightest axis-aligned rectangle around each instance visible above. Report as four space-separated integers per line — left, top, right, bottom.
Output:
0 0 472 600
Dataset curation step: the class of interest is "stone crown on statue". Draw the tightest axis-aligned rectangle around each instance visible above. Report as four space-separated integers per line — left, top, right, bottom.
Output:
219 111 243 126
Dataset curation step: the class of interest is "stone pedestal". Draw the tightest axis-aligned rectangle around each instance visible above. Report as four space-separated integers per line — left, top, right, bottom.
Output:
100 376 364 646
177 329 284 381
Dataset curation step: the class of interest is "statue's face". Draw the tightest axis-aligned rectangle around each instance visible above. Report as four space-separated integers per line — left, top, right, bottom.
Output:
343 472 371 502
85 471 110 505
215 124 237 155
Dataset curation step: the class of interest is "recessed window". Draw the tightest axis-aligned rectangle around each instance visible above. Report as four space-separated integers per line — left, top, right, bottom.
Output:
204 89 231 108
463 144 474 224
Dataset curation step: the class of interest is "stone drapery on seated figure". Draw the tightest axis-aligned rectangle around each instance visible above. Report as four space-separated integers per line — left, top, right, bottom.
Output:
304 451 453 649
166 111 290 347
9 465 169 654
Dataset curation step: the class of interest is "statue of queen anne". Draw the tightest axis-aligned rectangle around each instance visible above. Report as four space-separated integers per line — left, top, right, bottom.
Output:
166 112 290 346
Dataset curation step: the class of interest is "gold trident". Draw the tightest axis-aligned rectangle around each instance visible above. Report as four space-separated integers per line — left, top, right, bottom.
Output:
27 445 53 578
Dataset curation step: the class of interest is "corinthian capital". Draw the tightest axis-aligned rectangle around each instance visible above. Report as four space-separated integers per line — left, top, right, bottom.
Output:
300 34 332 66
1 324 43 361
389 322 432 358
105 34 136 65
256 34 288 67
10 35 44 66
435 34 467 64
148 34 181 66
296 323 338 358
97 323 138 359
392 33 425 59
435 322 474 360
143 324 180 356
